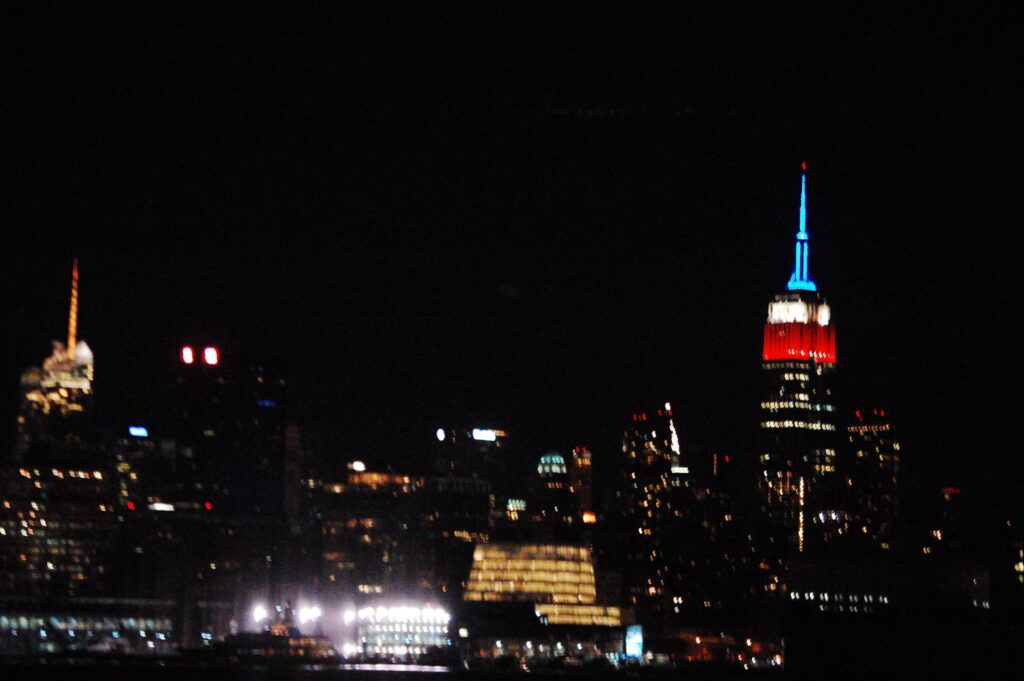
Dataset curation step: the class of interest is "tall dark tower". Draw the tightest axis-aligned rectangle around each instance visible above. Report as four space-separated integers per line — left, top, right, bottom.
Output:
174 346 287 517
846 408 899 551
759 164 841 555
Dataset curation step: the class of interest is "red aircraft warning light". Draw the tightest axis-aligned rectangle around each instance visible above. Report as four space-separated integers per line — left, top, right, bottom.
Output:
181 346 195 364
203 347 219 365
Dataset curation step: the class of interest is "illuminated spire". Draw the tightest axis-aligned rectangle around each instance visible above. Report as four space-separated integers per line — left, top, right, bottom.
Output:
786 162 817 292
67 259 79 356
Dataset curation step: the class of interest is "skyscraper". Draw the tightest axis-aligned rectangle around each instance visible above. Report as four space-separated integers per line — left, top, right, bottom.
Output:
533 451 575 530
0 262 162 654
568 446 595 524
174 346 287 516
14 260 95 463
613 404 683 628
846 408 899 551
759 165 842 555
433 427 513 529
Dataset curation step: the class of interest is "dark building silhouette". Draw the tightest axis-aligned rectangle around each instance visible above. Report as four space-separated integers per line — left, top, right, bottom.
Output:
569 446 595 525
845 408 900 551
174 346 288 517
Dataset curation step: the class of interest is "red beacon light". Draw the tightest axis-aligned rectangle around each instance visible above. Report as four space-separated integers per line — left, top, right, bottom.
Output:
203 347 219 366
204 501 213 511
181 346 195 364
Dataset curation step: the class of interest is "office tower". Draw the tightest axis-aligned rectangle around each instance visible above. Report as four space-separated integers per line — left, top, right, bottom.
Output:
614 404 682 627
434 426 512 527
174 346 287 516
14 260 96 463
2 261 113 601
460 543 625 660
463 543 622 626
533 452 575 530
315 464 435 600
0 263 169 654
920 485 964 556
569 446 595 524
759 164 841 554
433 427 509 480
846 408 900 551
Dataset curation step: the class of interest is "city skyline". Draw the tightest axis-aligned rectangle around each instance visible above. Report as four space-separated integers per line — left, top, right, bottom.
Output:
3 4 1020 531
3 156 1016 525
1 6 1020 673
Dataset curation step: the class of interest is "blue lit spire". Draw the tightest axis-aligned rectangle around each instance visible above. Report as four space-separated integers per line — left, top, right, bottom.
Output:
786 162 817 291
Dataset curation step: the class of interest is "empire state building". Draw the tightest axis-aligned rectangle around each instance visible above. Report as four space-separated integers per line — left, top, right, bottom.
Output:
759 164 842 554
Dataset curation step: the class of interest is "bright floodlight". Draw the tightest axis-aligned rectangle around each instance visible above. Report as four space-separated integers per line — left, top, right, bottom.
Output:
343 610 356 624
298 605 322 624
472 428 497 441
252 605 268 624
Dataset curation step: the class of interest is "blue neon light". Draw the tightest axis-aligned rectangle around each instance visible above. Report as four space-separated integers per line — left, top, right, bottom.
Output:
787 167 817 291
257 399 277 408
128 426 149 438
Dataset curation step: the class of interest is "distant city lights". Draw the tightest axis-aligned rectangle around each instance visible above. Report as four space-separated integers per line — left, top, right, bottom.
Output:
354 605 450 624
251 604 268 624
128 425 149 437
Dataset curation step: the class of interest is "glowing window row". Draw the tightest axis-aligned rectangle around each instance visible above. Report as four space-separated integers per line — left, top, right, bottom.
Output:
760 401 835 412
760 420 836 431
465 592 596 604
534 604 621 626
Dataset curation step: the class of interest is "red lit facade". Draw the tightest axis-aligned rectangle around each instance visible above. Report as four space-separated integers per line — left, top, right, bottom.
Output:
762 321 836 364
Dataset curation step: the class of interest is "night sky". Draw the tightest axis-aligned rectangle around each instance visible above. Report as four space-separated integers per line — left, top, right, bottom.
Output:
2 6 1021 524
